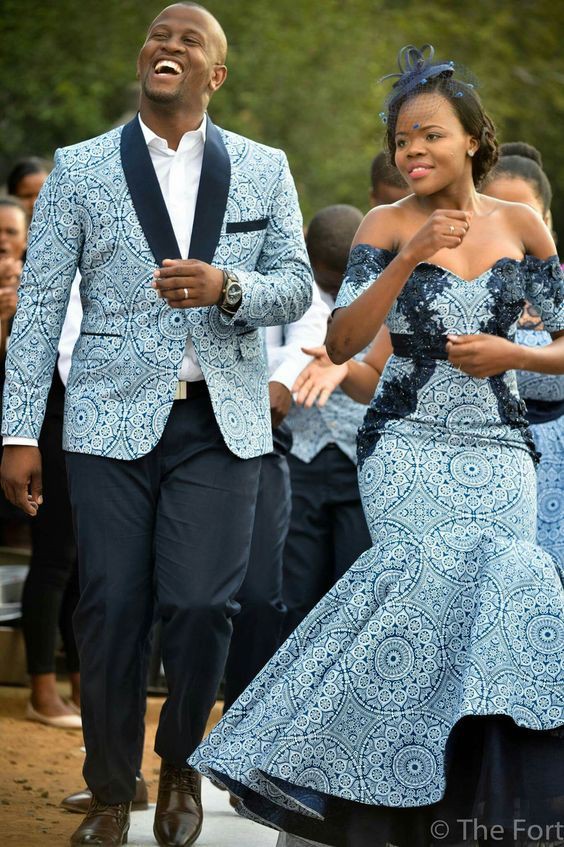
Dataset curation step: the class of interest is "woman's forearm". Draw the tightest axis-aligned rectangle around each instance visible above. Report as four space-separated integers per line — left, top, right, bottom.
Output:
340 361 381 404
326 252 416 364
516 333 564 374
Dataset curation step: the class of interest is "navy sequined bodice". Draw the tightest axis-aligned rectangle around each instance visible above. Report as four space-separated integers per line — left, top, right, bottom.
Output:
334 246 564 467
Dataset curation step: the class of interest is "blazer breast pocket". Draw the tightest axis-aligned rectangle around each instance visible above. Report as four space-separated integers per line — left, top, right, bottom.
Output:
73 332 124 365
225 218 269 234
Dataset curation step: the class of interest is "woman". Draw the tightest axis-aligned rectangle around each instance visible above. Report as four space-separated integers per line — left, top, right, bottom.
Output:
484 143 563 571
7 157 50 221
5 160 81 728
190 46 564 846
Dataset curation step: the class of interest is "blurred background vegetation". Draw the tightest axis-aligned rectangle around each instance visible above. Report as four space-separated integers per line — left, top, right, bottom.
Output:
1 0 563 241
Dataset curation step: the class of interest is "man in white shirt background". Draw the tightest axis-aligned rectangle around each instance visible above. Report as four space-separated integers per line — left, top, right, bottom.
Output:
222 285 330 715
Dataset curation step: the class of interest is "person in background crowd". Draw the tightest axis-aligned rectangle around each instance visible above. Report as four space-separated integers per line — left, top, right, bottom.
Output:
222 284 329 714
0 172 82 729
0 198 28 547
369 150 409 207
21 274 83 730
7 157 51 221
1 164 83 729
0 198 26 331
484 141 564 571
280 205 372 639
291 158 410 453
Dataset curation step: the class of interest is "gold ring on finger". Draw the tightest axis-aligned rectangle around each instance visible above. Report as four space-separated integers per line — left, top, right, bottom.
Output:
449 225 455 234
183 288 189 300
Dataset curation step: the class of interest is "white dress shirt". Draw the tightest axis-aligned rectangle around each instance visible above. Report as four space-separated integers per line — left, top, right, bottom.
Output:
139 113 206 381
57 271 82 387
4 115 207 447
265 282 330 388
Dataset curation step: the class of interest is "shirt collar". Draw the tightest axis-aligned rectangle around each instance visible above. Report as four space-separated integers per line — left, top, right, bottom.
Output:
137 113 207 154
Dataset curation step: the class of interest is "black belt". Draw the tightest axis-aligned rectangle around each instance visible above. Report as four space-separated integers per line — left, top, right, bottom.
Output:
390 333 448 360
174 380 208 400
524 397 564 425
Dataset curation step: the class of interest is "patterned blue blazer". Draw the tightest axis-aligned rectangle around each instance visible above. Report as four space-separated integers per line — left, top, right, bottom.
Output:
2 117 313 460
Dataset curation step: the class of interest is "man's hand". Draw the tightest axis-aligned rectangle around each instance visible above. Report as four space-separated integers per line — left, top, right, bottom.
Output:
293 345 348 408
152 259 224 308
446 333 523 378
269 381 292 429
1 446 43 516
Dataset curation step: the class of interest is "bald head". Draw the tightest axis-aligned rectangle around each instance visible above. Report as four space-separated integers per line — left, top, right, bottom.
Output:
306 205 363 299
155 3 227 63
306 205 363 273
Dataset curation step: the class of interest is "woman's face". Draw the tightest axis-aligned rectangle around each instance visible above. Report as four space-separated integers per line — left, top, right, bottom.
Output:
483 175 548 223
13 171 48 218
393 93 478 196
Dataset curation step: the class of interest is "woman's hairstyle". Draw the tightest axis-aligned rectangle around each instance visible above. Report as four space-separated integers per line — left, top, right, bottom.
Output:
6 157 51 195
382 45 498 188
485 142 552 214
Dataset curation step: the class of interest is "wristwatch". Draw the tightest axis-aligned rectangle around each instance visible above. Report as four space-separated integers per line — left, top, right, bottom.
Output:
218 270 243 315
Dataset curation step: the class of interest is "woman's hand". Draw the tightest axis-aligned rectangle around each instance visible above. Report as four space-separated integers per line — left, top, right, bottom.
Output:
0 286 18 320
446 333 524 377
401 209 473 265
293 346 348 407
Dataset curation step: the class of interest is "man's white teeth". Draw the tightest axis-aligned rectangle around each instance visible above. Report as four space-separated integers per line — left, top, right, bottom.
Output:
155 60 182 75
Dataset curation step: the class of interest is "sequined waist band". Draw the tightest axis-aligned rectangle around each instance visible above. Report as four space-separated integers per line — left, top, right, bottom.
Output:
390 333 448 360
524 397 564 425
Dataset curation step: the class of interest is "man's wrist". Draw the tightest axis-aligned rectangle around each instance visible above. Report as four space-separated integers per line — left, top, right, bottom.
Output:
217 270 243 315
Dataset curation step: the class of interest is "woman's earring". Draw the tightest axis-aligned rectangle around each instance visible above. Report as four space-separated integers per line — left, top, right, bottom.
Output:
468 150 475 158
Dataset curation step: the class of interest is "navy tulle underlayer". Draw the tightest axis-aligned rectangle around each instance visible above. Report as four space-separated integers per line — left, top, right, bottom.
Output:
212 715 564 847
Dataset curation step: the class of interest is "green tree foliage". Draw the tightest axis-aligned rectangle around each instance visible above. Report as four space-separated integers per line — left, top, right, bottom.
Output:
1 0 563 239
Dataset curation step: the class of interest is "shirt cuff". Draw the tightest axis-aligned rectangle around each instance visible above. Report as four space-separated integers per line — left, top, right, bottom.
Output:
3 437 39 447
270 352 312 392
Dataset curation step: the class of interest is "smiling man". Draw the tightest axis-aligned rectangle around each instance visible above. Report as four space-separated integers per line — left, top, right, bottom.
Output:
1 4 312 846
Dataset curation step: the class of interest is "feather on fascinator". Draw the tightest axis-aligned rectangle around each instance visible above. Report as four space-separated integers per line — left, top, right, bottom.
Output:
379 44 472 125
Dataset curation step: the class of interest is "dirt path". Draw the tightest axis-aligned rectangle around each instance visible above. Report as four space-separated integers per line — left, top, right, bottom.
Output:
0 685 222 846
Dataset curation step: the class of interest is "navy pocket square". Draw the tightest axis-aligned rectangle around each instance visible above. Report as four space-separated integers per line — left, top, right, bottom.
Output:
225 218 269 233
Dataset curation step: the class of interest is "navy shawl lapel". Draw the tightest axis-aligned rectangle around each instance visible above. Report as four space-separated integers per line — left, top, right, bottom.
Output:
188 117 231 263
120 117 180 265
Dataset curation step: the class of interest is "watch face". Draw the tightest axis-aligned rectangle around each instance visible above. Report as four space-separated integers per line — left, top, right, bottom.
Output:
226 282 242 305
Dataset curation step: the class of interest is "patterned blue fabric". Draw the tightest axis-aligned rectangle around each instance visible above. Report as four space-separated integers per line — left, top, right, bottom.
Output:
190 248 564 824
516 327 564 570
286 354 368 464
2 120 312 460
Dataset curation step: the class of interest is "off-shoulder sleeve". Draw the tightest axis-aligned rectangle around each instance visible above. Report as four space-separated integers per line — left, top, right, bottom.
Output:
523 255 564 332
335 244 396 309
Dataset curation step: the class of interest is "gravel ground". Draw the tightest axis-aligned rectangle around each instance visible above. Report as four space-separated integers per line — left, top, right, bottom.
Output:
0 685 276 847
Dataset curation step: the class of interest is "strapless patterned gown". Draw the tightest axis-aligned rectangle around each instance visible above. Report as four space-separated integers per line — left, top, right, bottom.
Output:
190 247 564 847
516 325 564 571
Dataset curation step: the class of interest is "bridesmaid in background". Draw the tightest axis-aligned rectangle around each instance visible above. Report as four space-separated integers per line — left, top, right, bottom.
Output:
484 142 564 572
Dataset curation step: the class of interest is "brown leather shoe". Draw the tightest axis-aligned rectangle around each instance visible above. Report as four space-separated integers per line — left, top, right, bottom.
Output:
61 775 149 814
153 762 203 847
69 797 130 846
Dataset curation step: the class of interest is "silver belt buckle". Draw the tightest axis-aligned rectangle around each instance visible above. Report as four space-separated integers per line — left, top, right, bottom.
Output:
174 381 188 400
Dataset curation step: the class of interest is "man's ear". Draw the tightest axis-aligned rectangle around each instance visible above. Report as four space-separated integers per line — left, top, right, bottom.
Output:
209 65 227 93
